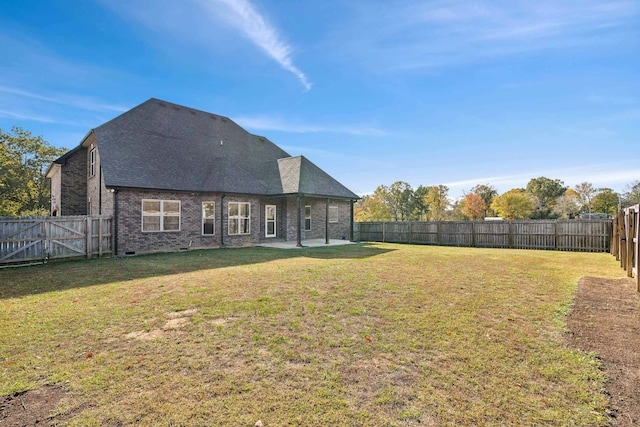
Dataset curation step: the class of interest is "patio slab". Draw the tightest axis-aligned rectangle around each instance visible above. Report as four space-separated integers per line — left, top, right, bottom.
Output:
258 239 356 249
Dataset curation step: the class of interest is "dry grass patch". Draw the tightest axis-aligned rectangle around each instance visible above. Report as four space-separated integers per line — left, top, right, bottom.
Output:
0 243 626 425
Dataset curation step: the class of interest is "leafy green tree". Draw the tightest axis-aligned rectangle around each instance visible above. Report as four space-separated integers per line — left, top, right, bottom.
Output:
621 180 640 207
388 181 414 221
591 188 619 215
412 185 431 220
469 184 498 217
491 189 535 220
574 182 596 214
0 127 66 216
354 194 392 222
461 193 486 220
424 185 449 220
525 177 566 219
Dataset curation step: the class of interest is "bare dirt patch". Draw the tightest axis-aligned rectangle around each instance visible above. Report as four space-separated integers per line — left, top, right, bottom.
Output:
567 277 640 426
0 385 77 426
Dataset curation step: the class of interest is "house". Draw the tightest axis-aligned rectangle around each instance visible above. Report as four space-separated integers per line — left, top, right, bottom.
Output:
46 98 359 255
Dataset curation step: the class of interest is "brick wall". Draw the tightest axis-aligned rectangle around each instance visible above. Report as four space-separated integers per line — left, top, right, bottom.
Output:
115 190 275 255
285 197 352 242
60 149 87 215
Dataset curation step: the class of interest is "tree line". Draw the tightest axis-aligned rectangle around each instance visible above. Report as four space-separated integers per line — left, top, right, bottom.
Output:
355 178 640 222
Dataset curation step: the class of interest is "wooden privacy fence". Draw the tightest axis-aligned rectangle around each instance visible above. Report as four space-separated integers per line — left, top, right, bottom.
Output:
355 219 612 252
0 216 113 266
611 204 640 291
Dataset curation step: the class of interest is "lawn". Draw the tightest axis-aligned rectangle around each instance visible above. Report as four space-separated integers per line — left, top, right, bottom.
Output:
0 243 625 426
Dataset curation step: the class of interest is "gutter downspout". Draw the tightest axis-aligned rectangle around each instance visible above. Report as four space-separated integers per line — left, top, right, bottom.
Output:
113 189 119 256
350 199 355 242
98 166 102 215
325 198 330 245
297 195 302 247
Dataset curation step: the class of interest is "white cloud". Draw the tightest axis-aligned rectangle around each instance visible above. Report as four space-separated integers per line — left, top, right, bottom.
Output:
0 86 127 113
207 0 311 90
233 115 386 136
332 0 640 72
0 109 56 123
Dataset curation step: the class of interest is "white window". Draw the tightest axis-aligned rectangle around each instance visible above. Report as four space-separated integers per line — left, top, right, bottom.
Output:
89 147 96 177
329 206 339 223
229 202 250 235
265 205 276 238
304 205 311 231
202 202 215 235
142 200 180 232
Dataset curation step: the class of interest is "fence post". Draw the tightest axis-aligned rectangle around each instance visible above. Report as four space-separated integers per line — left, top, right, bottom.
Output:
86 216 92 259
628 208 636 278
554 221 559 250
471 221 476 247
437 222 442 245
408 221 412 244
508 221 514 248
382 222 385 243
98 217 103 257
43 217 48 262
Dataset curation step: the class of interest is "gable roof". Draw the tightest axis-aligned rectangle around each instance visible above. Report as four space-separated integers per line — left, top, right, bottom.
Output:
75 98 358 199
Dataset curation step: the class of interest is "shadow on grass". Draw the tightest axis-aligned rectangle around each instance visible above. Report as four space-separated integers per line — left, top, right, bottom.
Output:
0 243 395 299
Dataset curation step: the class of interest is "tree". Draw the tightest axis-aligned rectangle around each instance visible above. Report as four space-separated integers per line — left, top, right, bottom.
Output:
491 189 535 220
0 127 66 216
553 190 581 219
469 184 498 217
525 177 566 219
354 194 392 222
461 193 486 220
591 188 619 215
424 185 449 220
621 180 640 207
574 182 596 214
388 181 414 221
412 185 430 220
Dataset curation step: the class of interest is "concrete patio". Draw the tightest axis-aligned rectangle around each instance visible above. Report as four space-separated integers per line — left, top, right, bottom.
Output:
258 239 357 249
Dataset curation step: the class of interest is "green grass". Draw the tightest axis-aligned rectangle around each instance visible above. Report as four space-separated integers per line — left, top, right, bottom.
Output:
0 243 625 426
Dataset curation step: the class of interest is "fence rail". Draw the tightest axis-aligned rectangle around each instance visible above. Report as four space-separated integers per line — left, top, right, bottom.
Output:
355 219 612 252
0 216 113 265
612 204 639 291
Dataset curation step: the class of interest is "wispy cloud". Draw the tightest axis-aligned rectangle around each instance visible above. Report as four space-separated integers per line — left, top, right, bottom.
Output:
206 0 311 90
333 0 640 71
0 109 56 123
233 115 386 136
0 86 127 113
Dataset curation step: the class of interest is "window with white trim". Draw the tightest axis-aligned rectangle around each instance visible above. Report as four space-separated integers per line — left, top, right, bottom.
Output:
202 202 215 235
329 206 339 223
89 147 96 177
142 200 181 232
228 202 250 235
304 205 311 231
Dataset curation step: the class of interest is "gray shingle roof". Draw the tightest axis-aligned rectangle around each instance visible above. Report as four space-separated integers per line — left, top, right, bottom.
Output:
83 98 357 199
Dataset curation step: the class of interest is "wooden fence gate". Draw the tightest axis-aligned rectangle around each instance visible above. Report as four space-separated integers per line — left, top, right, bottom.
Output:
611 204 640 291
0 216 112 266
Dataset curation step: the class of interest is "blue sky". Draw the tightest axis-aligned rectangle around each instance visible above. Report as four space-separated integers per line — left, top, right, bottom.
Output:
1 0 638 198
